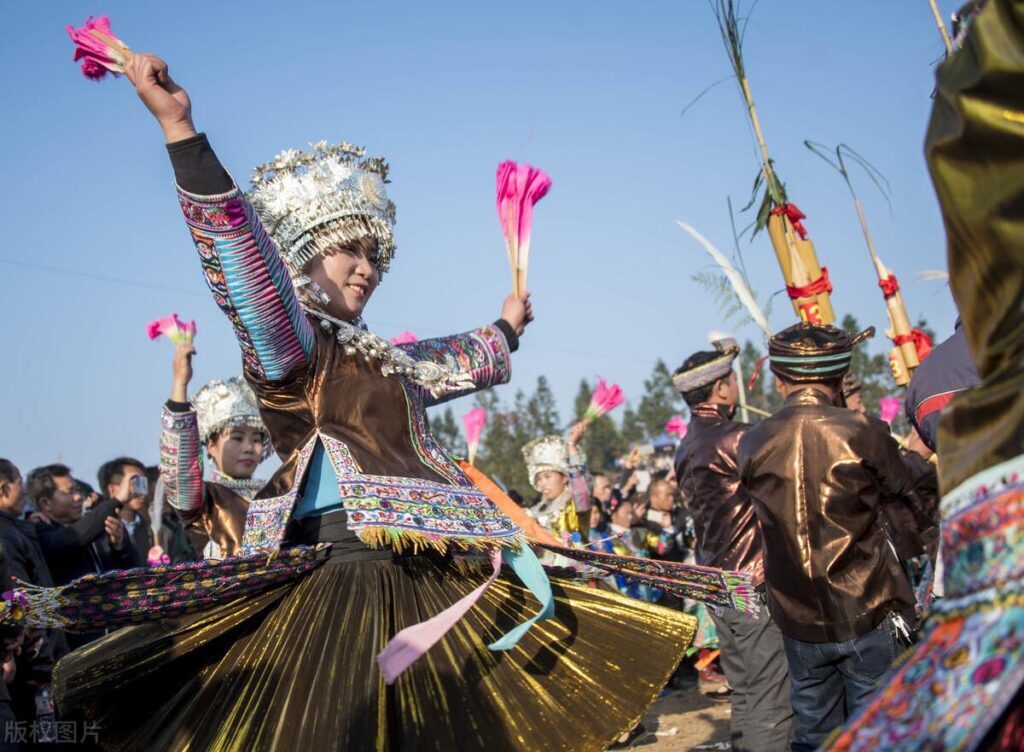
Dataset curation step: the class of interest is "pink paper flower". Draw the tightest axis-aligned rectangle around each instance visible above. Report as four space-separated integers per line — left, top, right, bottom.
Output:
147 545 171 567
665 416 689 439
879 397 902 425
146 313 197 345
584 378 625 422
66 16 131 80
389 331 418 345
461 407 487 465
496 161 551 293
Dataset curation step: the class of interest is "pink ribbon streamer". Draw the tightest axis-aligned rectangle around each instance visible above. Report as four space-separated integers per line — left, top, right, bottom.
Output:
377 547 501 684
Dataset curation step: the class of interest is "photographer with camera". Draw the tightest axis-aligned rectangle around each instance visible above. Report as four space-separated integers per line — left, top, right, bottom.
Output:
98 457 153 566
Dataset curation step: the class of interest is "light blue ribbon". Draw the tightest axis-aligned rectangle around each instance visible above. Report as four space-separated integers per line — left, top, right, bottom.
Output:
487 544 555 651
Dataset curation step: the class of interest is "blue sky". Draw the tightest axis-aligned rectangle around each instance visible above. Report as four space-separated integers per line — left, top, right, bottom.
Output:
1 1 962 480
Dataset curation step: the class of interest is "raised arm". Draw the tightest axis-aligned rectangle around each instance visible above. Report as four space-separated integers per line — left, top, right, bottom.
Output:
566 421 593 513
160 341 204 514
36 499 121 551
125 54 314 381
396 294 532 407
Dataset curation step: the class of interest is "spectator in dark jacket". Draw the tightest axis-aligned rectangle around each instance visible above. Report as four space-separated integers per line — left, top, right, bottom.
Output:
98 457 153 564
27 464 138 648
0 460 68 735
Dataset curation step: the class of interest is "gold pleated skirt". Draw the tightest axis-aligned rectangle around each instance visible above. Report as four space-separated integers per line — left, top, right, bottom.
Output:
53 556 696 751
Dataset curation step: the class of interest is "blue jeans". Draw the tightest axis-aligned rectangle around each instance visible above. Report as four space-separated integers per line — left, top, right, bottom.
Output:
782 618 900 751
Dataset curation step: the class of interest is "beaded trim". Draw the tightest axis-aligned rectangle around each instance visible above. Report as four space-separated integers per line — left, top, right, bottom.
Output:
305 308 475 398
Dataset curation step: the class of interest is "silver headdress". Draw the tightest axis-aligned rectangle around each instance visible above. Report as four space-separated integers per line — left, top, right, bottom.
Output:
247 140 474 400
247 140 397 281
522 435 571 490
191 377 272 460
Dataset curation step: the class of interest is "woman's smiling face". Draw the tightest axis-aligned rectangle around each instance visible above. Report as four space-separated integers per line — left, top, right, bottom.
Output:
307 235 381 321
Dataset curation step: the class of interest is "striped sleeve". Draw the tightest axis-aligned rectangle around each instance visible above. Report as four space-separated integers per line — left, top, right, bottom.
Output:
160 405 204 513
177 184 315 381
396 323 512 407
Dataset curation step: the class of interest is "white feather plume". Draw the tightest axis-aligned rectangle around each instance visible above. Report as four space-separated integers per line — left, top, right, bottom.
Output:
677 220 772 339
914 269 950 283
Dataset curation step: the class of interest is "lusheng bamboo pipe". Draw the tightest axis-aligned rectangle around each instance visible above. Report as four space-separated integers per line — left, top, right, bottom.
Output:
741 77 835 325
927 0 955 56
767 214 834 324
852 198 920 372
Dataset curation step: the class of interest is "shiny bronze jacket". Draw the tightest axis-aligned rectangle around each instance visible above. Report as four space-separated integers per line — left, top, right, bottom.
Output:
737 388 916 643
674 404 764 586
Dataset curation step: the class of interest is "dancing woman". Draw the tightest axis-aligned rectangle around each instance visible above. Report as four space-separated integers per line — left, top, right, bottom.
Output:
45 52 699 751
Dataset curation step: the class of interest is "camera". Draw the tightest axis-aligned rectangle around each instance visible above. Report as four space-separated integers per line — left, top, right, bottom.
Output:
129 474 149 497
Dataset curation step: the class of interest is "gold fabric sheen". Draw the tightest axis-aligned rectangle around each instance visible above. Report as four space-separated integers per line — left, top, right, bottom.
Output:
54 559 696 751
178 483 249 558
925 0 1024 492
551 496 585 542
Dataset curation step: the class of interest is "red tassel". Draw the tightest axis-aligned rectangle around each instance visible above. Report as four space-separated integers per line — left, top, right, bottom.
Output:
748 355 770 391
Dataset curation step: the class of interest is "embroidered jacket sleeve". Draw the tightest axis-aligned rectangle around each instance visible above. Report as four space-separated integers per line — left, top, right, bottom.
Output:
396 321 516 407
168 134 315 381
160 403 204 514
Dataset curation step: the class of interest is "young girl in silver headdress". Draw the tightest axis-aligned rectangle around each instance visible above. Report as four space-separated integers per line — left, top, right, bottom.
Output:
43 52 703 752
160 341 271 559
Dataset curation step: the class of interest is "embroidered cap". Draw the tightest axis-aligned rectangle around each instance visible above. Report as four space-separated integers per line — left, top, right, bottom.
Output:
841 373 863 399
769 323 874 383
672 338 741 394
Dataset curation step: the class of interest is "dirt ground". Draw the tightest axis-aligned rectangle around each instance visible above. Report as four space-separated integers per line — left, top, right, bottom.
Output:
628 683 732 752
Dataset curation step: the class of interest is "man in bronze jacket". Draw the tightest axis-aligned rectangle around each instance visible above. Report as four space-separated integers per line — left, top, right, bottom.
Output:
673 339 793 751
737 323 916 752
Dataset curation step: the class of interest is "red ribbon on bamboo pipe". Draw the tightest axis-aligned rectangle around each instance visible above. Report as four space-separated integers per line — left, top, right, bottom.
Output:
786 267 833 300
892 328 934 361
879 274 900 299
771 203 809 239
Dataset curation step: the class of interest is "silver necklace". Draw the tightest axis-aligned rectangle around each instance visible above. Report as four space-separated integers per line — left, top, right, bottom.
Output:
210 469 265 499
303 306 475 398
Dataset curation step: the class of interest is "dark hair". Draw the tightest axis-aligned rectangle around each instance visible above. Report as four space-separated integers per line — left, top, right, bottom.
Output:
0 460 19 487
27 464 74 503
675 351 728 408
0 460 20 499
97 457 146 493
610 496 633 514
507 489 524 506
649 478 672 497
